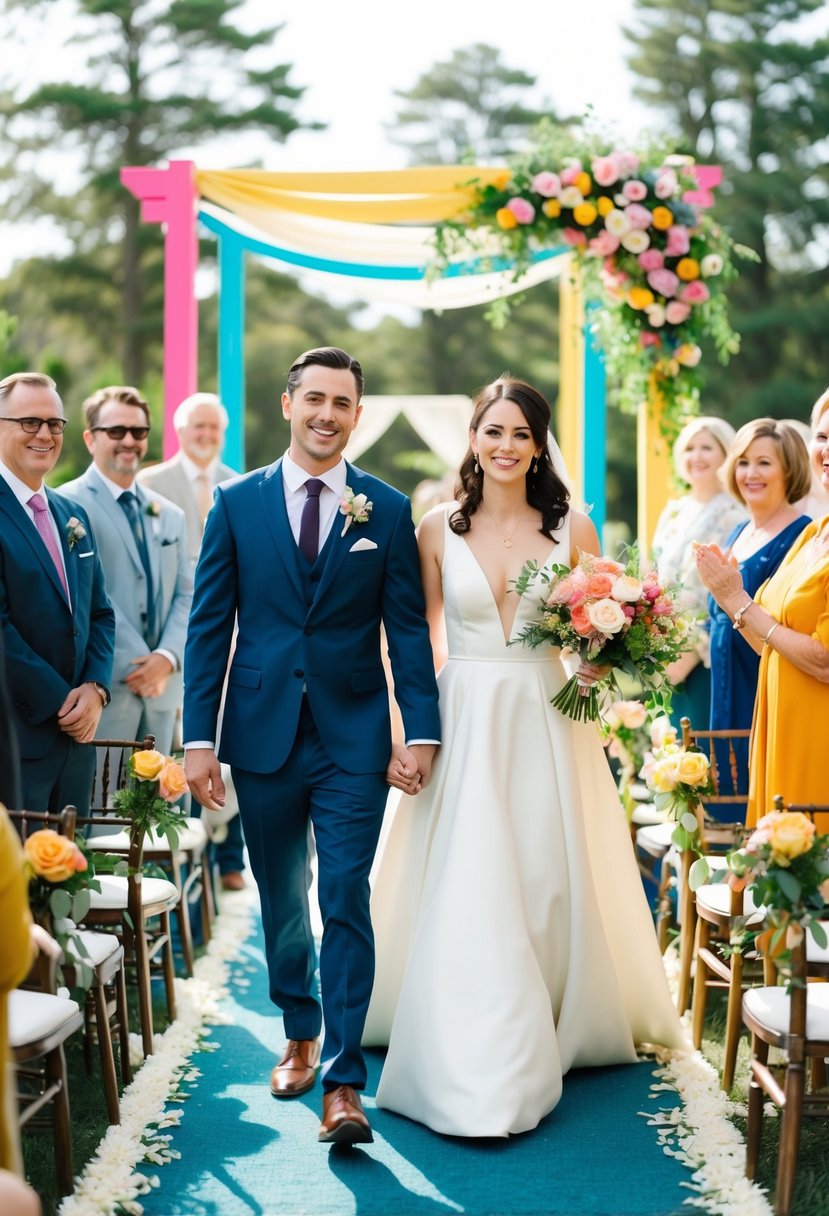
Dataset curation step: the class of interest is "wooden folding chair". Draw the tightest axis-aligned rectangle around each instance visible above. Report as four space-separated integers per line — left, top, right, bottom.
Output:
743 917 829 1215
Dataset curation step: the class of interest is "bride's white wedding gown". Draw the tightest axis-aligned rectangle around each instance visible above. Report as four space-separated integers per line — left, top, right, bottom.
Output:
363 507 686 1137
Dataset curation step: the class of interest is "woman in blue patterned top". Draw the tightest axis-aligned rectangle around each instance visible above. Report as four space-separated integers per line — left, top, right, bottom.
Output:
707 418 811 815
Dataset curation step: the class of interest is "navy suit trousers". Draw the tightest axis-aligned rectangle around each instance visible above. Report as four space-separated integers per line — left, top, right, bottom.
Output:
232 699 387 1091
21 733 95 815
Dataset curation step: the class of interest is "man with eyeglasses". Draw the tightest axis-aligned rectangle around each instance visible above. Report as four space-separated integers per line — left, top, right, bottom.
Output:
58 385 192 756
0 371 115 812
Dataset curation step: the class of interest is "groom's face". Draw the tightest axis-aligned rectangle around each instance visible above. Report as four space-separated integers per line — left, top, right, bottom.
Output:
282 365 362 473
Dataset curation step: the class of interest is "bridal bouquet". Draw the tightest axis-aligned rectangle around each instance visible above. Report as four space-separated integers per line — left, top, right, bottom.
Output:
515 546 689 721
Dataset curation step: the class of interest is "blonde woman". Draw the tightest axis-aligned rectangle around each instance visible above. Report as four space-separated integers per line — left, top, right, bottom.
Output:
651 416 747 727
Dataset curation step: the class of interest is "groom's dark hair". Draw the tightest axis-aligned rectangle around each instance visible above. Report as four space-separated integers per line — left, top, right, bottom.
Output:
286 347 364 401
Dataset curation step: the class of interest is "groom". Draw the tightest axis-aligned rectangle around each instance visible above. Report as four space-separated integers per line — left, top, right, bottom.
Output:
183 347 440 1144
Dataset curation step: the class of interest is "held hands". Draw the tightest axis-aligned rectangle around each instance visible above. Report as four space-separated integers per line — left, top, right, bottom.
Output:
124 652 174 698
386 742 437 794
57 682 104 742
576 660 612 688
184 748 226 811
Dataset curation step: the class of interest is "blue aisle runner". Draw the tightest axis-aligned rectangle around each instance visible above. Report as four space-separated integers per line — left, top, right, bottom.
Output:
141 917 690 1216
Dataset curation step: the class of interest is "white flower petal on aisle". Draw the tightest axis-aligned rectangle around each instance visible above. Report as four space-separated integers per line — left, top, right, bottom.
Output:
57 890 256 1216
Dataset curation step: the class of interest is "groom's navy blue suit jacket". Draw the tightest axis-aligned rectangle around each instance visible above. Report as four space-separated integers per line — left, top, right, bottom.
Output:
182 460 440 773
0 480 115 760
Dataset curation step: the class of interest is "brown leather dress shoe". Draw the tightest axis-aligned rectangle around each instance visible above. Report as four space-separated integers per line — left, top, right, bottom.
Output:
220 871 246 891
270 1039 320 1097
318 1085 373 1144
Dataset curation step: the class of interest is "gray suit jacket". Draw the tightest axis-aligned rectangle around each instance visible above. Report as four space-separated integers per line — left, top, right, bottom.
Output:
57 466 193 711
138 453 238 568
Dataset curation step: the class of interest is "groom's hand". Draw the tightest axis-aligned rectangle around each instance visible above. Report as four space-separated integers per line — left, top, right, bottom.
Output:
184 747 226 810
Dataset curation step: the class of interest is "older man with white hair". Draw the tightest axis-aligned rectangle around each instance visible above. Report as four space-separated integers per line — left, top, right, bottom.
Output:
139 392 237 569
139 391 246 891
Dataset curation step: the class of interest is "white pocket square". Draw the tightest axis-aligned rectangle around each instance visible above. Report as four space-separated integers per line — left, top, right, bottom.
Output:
349 537 378 553
78 551 95 559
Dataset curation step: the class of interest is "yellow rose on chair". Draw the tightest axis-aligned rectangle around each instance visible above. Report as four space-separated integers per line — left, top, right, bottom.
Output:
675 750 711 788
768 812 816 865
132 749 167 780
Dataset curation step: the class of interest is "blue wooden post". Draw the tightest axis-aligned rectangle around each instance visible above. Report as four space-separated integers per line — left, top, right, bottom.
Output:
217 231 246 471
583 302 606 538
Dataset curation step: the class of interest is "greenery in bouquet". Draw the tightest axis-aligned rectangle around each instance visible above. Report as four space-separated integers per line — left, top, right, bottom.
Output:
600 699 650 820
112 748 190 848
726 811 829 969
23 828 105 989
641 717 715 889
433 124 753 440
514 544 690 722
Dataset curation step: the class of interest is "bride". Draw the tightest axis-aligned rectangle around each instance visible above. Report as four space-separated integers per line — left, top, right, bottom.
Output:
363 376 685 1137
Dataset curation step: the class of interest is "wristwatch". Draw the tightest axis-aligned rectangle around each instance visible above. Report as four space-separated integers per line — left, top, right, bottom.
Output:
93 682 111 707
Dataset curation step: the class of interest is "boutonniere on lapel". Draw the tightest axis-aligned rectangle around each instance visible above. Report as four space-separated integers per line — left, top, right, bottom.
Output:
65 517 87 550
339 486 373 537
145 500 161 518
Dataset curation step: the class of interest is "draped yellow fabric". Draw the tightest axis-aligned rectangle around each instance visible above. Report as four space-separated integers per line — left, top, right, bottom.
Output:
196 167 507 225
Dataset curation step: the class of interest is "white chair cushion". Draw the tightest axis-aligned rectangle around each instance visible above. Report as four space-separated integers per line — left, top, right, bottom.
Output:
636 820 675 856
73 929 121 967
88 874 179 910
695 882 766 923
8 990 81 1048
631 802 666 827
743 981 829 1039
806 927 829 965
88 817 208 855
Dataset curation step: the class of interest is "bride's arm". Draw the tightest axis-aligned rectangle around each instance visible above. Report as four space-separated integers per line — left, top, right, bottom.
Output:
416 506 449 672
569 509 601 563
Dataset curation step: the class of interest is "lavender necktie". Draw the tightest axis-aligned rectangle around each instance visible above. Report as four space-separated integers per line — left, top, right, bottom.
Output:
298 479 324 565
28 492 70 601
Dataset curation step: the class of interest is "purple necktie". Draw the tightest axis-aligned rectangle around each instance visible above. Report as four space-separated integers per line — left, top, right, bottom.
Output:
298 478 324 565
28 492 70 601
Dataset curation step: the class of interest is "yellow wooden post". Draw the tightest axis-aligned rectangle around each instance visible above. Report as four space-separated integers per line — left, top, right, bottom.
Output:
557 258 584 508
637 374 673 552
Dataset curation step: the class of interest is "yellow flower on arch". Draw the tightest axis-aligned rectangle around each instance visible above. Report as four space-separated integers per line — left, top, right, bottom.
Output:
496 207 518 230
574 171 592 195
627 286 655 311
542 199 561 218
573 202 598 226
676 257 700 281
597 196 614 217
652 206 674 230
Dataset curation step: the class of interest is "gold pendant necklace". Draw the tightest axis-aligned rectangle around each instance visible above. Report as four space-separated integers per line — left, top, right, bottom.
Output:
479 502 529 548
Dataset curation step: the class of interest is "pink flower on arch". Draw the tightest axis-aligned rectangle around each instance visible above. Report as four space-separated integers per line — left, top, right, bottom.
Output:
592 155 621 187
640 332 662 348
560 164 583 186
531 171 561 198
646 268 680 298
679 280 711 305
665 225 691 256
665 300 691 324
562 227 587 246
588 230 620 257
506 197 536 224
638 249 665 272
624 203 652 230
654 169 678 199
622 179 648 202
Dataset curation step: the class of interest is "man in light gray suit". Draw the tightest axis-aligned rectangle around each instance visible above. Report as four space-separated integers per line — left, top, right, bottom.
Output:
58 385 193 755
138 390 247 889
138 392 237 569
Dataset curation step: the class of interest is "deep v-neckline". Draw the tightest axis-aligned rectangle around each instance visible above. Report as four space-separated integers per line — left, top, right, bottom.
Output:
456 532 560 646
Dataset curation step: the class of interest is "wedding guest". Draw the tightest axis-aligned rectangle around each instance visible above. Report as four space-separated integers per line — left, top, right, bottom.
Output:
651 416 746 728
784 398 829 519
706 420 810 812
695 389 829 831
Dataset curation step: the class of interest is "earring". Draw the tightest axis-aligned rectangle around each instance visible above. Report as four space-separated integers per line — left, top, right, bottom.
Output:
474 457 479 474
532 456 539 475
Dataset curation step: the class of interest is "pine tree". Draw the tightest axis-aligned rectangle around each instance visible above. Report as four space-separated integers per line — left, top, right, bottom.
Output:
625 0 829 421
0 0 319 384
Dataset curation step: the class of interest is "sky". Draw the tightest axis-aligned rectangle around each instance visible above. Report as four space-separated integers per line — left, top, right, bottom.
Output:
1 0 652 284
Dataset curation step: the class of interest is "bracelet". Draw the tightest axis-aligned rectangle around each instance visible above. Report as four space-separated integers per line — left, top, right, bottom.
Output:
764 622 780 646
732 598 754 630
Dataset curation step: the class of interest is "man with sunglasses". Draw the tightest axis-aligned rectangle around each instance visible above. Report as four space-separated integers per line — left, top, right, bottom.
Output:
58 385 192 755
0 371 115 812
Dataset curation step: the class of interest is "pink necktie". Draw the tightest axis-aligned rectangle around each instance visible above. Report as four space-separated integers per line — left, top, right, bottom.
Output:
28 492 70 601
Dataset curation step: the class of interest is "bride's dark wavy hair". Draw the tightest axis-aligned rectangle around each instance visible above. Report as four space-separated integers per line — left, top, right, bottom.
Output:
449 377 570 539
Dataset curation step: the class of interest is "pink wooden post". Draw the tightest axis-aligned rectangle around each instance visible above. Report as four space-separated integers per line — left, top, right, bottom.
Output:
120 160 199 458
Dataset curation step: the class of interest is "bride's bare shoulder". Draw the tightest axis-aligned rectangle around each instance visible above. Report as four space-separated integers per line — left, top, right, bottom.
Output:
569 508 601 557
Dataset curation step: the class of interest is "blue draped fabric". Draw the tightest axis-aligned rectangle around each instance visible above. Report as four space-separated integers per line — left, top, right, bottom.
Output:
707 515 810 817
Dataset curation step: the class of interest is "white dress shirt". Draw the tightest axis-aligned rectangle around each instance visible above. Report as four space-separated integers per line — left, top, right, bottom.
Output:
0 458 71 599
179 450 220 489
280 451 347 550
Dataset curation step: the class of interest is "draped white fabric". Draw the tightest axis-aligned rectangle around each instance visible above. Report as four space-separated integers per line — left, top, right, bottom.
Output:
348 397 473 467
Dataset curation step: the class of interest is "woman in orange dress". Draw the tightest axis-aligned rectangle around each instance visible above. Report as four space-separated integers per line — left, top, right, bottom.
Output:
694 388 829 829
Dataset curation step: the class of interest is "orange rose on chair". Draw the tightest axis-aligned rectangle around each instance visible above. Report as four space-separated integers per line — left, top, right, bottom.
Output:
157 761 189 803
24 829 87 883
